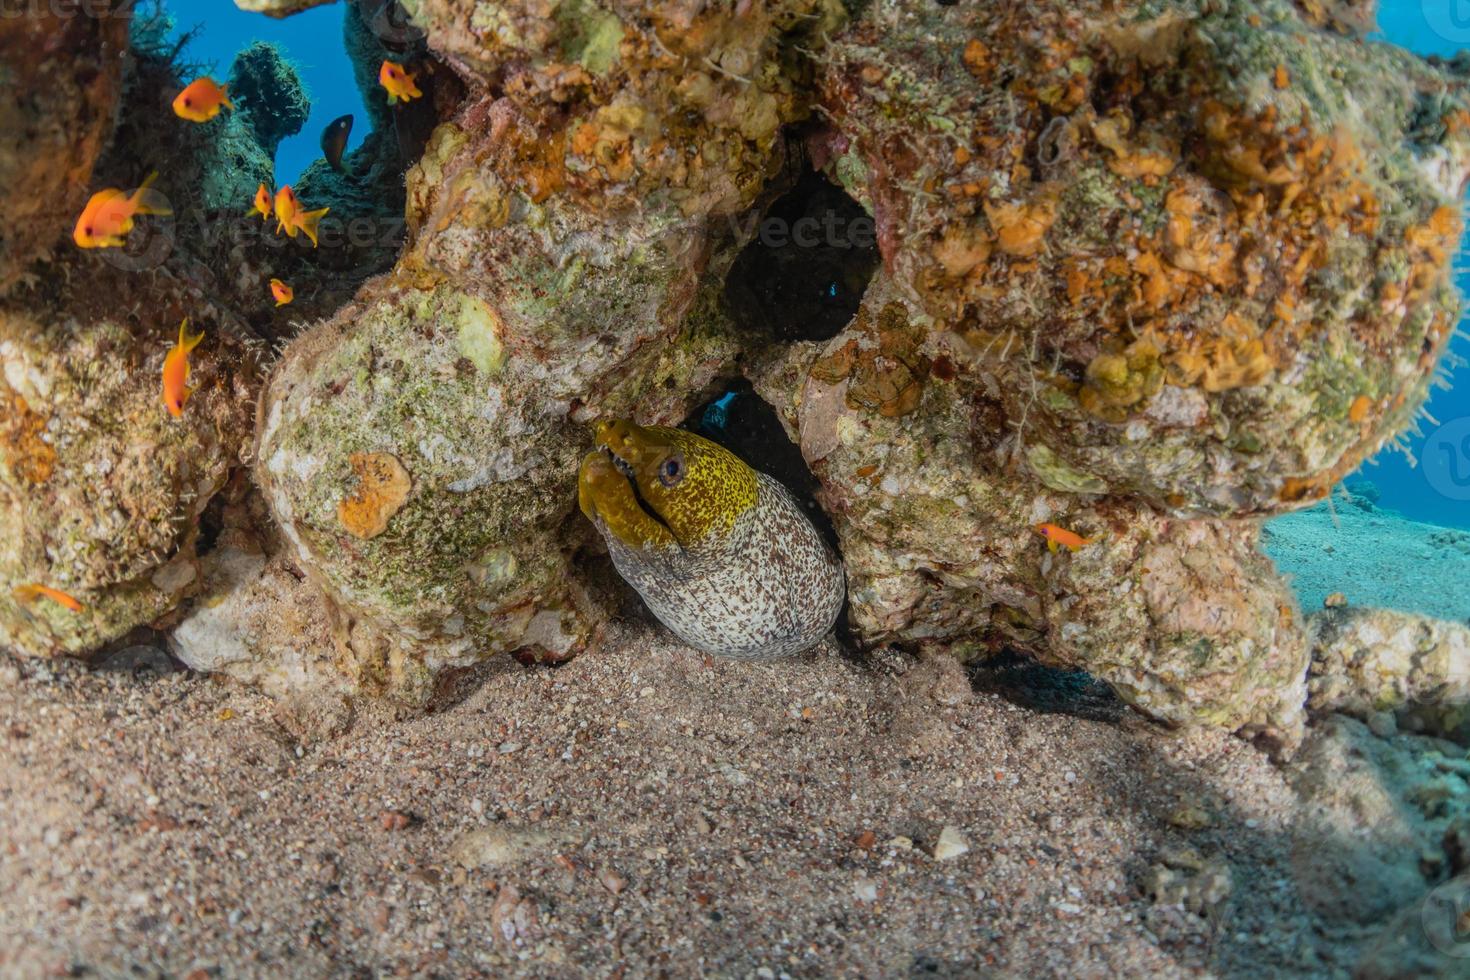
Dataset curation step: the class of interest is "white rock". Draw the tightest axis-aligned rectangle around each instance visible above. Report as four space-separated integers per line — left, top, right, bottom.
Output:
447 822 583 870
932 825 970 861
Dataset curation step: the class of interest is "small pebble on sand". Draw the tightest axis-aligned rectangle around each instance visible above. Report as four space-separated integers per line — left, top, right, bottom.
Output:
933 826 970 861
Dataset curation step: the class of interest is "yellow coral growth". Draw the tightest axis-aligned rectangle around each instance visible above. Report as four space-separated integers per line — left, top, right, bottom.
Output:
983 193 1058 258
0 391 55 486
1164 334 1273 393
1163 186 1236 287
1091 113 1178 180
338 452 412 540
1078 340 1164 420
933 223 992 279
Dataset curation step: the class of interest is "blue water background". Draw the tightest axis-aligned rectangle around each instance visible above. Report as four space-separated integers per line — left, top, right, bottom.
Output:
1356 2 1470 528
167 0 369 185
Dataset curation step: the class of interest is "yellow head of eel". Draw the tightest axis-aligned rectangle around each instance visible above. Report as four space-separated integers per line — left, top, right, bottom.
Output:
578 420 758 550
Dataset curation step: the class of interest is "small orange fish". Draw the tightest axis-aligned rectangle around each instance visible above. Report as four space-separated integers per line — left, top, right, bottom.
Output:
13 584 83 613
379 60 422 103
270 278 293 306
252 183 272 221
1034 523 1094 553
272 185 330 248
273 184 298 234
73 172 171 249
161 318 205 418
172 77 234 122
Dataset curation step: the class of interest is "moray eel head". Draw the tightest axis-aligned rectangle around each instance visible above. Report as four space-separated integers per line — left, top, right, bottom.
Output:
578 419 758 550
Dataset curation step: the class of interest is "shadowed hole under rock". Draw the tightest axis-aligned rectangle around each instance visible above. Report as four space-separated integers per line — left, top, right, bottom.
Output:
681 380 855 649
723 169 880 343
969 651 1126 724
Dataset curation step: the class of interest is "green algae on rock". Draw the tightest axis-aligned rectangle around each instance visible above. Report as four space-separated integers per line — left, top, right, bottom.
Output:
230 41 312 160
189 42 308 212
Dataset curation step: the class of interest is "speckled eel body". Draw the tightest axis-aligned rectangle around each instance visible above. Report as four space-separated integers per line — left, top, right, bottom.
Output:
578 420 844 660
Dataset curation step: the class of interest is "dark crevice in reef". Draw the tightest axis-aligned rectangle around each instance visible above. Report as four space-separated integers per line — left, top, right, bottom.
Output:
723 169 880 343
685 380 835 548
968 652 1126 724
683 380 856 648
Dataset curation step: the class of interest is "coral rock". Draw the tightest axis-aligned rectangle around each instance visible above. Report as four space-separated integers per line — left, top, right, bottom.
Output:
1308 607 1470 741
0 264 259 657
255 115 744 700
817 0 1470 516
752 276 1308 743
0 0 129 293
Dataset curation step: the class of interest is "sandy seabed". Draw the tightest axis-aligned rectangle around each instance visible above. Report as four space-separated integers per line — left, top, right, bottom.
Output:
1265 496 1470 624
3 619 1467 978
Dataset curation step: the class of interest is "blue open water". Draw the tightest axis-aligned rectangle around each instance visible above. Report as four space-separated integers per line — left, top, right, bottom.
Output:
167 0 369 184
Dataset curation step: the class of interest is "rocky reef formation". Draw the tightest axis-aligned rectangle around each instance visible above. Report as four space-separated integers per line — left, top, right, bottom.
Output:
3 0 1469 749
1309 607 1470 742
751 274 1311 741
0 4 350 660
254 125 746 697
0 0 130 292
815 0 1469 517
182 42 310 212
0 262 259 658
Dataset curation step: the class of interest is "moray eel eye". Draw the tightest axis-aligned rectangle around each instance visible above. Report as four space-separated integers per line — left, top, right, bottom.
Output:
659 453 684 488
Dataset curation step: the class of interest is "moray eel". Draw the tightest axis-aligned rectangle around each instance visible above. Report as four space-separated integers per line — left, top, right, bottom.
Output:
578 419 844 660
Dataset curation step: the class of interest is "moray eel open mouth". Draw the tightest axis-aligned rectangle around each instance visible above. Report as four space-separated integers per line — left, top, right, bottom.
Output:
600 444 677 543
605 445 636 481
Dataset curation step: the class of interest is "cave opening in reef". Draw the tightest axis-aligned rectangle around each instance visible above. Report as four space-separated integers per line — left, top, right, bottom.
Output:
681 380 855 646
723 169 880 343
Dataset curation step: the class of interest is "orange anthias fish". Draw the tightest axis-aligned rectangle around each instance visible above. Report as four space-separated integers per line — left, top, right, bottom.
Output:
270 278 293 306
272 185 330 248
379 60 422 103
252 183 272 221
72 172 171 248
172 77 234 122
1034 523 1094 553
13 584 84 613
161 318 205 418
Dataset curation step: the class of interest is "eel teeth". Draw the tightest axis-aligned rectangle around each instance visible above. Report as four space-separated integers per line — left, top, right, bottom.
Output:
605 446 636 481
